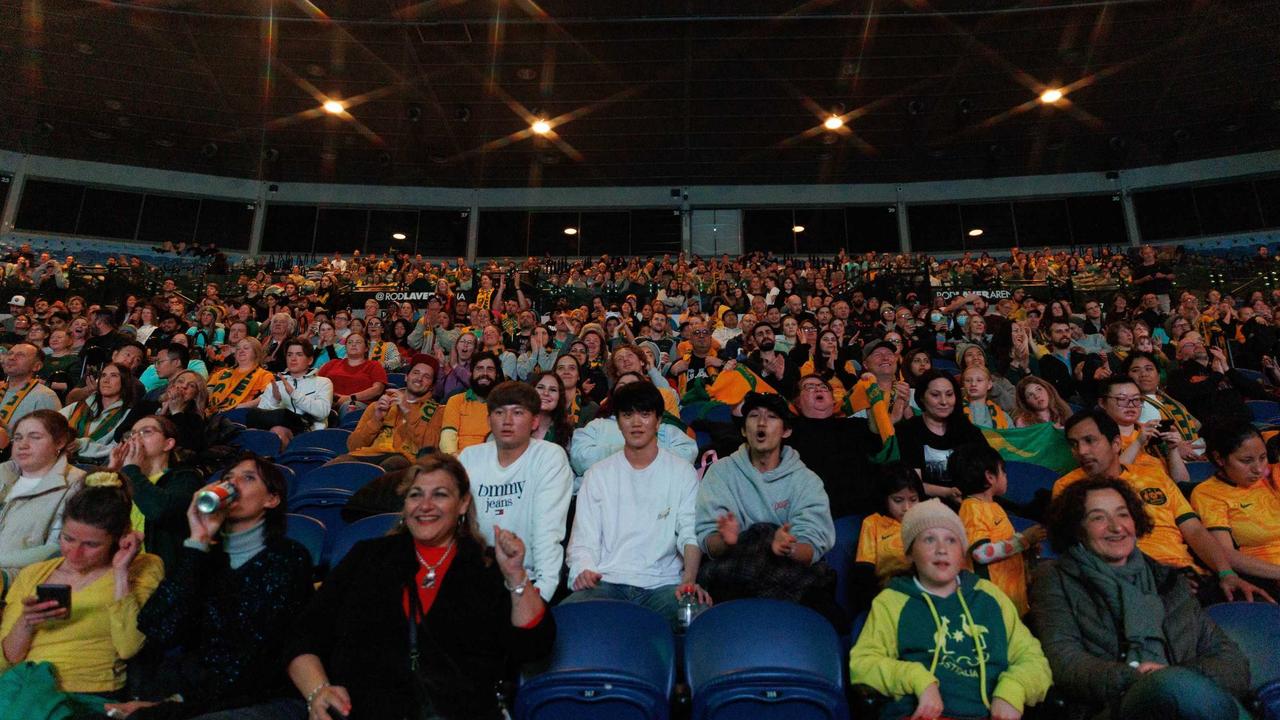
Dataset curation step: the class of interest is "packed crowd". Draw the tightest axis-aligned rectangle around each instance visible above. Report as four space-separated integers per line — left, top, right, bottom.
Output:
0 239 1277 720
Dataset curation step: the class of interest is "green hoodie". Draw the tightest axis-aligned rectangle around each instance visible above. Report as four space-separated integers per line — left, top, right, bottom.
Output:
849 570 1052 720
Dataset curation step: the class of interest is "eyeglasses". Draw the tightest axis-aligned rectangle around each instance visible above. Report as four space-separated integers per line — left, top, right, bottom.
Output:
128 427 162 439
692 329 710 337
1103 396 1143 407
799 383 829 393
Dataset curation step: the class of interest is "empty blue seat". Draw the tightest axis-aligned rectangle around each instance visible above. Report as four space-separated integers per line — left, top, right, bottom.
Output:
516 601 675 720
1206 602 1280 719
285 513 326 568
277 449 338 479
290 489 355 566
386 373 407 388
823 515 864 620
232 429 283 457
329 513 399 567
1185 461 1216 484
685 599 847 720
1003 461 1061 508
218 407 253 426
286 429 353 456
290 461 384 499
339 413 362 431
1248 400 1280 423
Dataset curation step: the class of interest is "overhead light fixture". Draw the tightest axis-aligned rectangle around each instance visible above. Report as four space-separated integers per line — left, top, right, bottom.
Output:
792 225 806 233
823 115 843 130
323 100 345 115
968 228 984 237
563 227 578 235
392 232 407 240
1040 88 1063 104
532 119 552 135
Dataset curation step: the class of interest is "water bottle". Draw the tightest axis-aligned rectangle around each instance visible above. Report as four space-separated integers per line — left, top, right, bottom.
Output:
194 481 238 514
677 592 702 630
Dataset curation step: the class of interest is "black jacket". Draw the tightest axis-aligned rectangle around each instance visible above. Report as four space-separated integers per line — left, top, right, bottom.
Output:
120 464 206 572
285 533 556 720
786 415 887 518
1029 552 1250 720
1166 359 1270 426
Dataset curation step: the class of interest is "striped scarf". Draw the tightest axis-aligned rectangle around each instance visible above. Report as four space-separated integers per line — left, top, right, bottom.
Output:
67 397 127 443
1145 390 1200 441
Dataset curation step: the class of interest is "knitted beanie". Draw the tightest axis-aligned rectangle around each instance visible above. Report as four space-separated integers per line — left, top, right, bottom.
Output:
900 498 968 551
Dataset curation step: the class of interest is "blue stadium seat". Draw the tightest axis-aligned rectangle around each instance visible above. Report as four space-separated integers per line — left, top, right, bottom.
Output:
823 515 864 620
232 429 282 457
1003 461 1061 508
329 513 400 567
286 429 353 456
1248 400 1280 423
1185 461 1216 484
290 489 355 565
339 413 362 431
289 461 384 499
1205 602 1280 719
1236 368 1268 385
285 513 326 568
685 599 848 720
277 449 338 479
516 600 675 720
386 372 407 388
933 358 960 375
218 407 253 426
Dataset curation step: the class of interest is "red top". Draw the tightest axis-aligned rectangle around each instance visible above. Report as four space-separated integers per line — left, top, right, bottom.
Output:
319 358 388 396
401 539 545 629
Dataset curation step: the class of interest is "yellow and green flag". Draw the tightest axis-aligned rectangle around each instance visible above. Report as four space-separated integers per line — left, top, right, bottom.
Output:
980 422 1077 475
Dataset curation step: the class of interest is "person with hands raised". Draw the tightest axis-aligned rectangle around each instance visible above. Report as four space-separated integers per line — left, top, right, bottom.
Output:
564 382 708 631
0 476 163 707
285 454 555 720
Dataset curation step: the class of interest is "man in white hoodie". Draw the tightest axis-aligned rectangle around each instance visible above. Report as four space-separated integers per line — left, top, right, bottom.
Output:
695 391 843 628
459 380 573 601
564 382 709 629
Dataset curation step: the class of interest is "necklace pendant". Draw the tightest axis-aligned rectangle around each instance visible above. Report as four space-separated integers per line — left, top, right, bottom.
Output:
422 568 437 589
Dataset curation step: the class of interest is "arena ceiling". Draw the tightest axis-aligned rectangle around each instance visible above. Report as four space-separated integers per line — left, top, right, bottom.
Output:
1 0 1278 188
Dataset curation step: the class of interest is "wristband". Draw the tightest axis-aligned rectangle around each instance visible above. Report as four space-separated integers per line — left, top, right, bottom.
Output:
1217 568 1238 579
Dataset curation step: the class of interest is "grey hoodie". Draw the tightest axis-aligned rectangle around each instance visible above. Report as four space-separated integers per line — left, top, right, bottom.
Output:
695 444 835 560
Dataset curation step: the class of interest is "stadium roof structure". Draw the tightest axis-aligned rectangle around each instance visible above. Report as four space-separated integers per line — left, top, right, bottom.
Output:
1 0 1277 188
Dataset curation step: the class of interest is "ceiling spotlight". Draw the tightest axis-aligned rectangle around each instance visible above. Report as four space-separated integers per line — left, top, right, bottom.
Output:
967 228 984 237
563 227 578 235
392 233 407 240
323 100 344 115
532 119 552 135
823 116 844 130
792 225 806 233
1040 88 1064 104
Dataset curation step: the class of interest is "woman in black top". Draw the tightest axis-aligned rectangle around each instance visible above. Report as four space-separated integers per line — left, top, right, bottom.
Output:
893 369 989 504
285 454 555 720
112 454 314 720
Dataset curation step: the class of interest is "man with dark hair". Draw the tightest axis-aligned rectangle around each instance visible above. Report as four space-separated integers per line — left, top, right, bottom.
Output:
1055 408 1269 603
81 308 124 370
438 351 503 454
564 382 708 628
140 342 192 402
341 354 443 469
695 392 843 628
1038 320 1081 403
459 380 572 601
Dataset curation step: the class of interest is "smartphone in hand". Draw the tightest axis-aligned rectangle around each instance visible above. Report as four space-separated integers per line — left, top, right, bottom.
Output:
36 583 72 615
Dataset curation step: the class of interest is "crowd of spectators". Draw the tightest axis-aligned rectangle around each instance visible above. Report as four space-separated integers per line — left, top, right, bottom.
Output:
0 238 1276 720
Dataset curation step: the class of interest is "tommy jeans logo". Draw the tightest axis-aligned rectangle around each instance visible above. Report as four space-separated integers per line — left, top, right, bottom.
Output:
773 499 790 511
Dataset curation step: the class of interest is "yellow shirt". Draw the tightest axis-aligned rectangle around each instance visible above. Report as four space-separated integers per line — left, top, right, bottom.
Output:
438 390 491 455
960 497 1028 615
206 366 274 415
1054 464 1198 569
855 514 909 582
1191 475 1280 565
0 554 164 693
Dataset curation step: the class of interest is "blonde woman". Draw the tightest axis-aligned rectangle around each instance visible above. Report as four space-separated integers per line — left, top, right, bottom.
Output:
206 338 274 415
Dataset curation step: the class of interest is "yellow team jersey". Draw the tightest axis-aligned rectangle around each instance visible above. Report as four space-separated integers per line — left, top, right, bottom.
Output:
855 513 909 582
959 497 1029 615
440 390 491 454
1055 464 1198 569
206 366 274 415
1191 475 1280 566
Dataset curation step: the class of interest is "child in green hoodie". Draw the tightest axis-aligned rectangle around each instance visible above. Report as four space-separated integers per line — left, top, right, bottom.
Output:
849 499 1052 720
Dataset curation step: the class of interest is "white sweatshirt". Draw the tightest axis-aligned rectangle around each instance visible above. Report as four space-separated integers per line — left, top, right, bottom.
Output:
459 439 573 601
567 448 698 590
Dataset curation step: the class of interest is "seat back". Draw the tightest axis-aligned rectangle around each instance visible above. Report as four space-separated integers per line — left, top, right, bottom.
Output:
1003 461 1060 508
516 600 676 720
1248 400 1280 423
1205 602 1280 691
290 489 355 567
685 599 847 720
287 429 353 456
289 461 384 499
233 428 283 458
277 449 338 479
1185 461 1216 484
285 513 326 568
218 407 253 426
329 513 399 567
386 373 407 388
822 515 864 619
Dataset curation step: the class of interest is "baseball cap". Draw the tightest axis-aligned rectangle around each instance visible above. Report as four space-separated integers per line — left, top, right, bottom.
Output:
8 295 25 307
